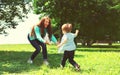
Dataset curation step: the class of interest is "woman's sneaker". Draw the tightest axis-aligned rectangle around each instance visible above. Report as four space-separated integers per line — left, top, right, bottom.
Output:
60 64 64 69
43 60 49 65
27 58 33 64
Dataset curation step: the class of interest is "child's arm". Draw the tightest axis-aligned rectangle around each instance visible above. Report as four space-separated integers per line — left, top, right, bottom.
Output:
74 30 79 37
57 37 67 48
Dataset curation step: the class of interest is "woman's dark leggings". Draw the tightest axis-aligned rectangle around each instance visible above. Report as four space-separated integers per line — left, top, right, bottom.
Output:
61 50 78 67
28 35 47 60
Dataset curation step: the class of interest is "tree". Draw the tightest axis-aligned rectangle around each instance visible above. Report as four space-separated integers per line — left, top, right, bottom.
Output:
33 0 120 45
79 0 120 45
0 0 31 34
33 0 82 38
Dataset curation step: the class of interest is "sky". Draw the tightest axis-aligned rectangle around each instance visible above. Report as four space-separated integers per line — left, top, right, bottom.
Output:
0 13 40 44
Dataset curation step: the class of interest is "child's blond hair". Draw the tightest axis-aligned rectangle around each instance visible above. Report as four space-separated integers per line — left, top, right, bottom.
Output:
61 23 72 33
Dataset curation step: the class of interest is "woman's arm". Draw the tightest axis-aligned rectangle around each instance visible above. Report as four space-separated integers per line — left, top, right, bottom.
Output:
51 34 58 44
34 26 46 43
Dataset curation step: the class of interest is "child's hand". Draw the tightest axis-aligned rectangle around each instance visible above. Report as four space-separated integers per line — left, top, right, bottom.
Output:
76 30 79 33
75 30 79 36
57 44 61 48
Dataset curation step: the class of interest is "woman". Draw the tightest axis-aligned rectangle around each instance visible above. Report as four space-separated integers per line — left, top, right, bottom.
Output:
27 16 57 65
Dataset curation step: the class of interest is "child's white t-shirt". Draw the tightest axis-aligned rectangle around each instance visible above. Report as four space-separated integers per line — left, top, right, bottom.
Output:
58 33 76 53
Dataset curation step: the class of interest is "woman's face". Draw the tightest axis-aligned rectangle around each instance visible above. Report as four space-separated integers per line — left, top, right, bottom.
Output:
44 19 50 28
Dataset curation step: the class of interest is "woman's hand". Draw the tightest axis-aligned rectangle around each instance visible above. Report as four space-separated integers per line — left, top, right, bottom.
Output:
56 41 60 45
56 41 61 48
45 41 51 45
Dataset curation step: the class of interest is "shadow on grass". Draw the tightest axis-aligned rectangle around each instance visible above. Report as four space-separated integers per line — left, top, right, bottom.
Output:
0 50 84 74
78 49 120 52
77 45 120 52
77 45 120 48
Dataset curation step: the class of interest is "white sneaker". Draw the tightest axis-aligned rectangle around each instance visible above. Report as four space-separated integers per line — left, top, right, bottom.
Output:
27 58 33 64
43 60 49 65
60 64 63 69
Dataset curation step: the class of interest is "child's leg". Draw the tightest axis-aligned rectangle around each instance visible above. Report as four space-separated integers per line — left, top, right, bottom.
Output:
61 51 68 67
68 51 80 70
68 51 77 66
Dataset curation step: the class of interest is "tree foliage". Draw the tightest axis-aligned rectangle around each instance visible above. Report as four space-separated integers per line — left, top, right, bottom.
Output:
33 0 120 42
0 0 31 34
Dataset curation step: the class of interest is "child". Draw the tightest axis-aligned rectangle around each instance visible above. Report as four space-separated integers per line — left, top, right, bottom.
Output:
57 23 80 71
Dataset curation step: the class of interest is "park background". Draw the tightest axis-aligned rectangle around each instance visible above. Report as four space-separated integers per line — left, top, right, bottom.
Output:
0 0 120 75
0 12 39 44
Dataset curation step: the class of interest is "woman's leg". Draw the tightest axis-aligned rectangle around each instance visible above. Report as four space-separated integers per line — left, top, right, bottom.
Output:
37 41 47 60
36 41 49 65
28 36 41 60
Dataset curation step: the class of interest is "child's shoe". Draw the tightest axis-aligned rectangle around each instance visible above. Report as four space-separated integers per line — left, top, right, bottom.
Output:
75 65 80 71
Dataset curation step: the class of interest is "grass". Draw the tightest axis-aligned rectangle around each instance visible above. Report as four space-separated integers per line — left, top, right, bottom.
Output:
0 44 120 75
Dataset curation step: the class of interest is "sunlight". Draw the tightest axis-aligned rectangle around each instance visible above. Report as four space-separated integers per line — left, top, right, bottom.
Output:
0 13 40 44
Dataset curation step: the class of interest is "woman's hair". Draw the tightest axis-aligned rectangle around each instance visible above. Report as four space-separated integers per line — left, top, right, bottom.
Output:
31 16 52 38
62 23 72 33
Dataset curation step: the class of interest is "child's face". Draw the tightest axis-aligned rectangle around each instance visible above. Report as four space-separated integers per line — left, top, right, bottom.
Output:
62 30 66 34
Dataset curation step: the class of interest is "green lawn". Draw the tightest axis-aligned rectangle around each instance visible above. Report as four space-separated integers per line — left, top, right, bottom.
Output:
0 44 120 75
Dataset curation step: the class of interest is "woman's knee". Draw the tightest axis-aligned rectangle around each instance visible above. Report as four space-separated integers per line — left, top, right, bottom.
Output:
41 44 47 49
35 47 41 53
35 49 40 53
